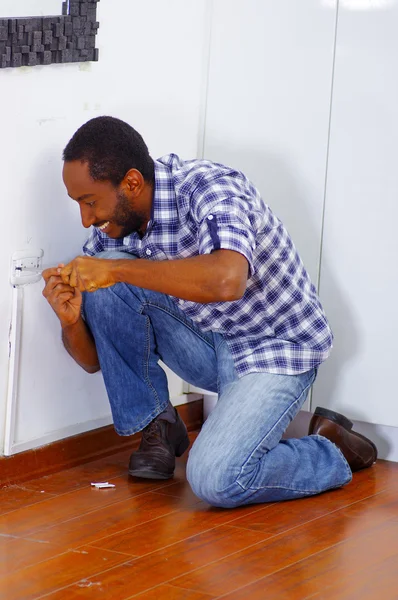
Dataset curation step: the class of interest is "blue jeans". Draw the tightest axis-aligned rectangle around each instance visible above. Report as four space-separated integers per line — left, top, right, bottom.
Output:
83 251 352 507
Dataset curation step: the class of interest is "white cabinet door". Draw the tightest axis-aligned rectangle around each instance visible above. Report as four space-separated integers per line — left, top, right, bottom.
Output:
312 1 398 427
204 0 337 284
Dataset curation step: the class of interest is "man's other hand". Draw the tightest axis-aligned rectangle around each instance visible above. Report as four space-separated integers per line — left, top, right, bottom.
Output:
60 256 115 293
42 266 82 327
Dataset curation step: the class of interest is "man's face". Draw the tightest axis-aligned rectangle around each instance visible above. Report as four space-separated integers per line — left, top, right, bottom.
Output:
63 160 148 238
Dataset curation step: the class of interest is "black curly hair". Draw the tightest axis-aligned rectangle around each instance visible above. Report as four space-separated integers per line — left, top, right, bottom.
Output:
63 116 155 186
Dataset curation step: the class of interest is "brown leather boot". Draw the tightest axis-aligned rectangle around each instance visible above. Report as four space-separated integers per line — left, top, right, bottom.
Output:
128 408 190 480
309 406 377 472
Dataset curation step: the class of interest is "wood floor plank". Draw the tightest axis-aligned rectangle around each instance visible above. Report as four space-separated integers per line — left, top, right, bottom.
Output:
42 525 268 599
0 476 177 538
20 449 135 495
219 517 398 599
171 488 398 597
313 553 398 600
0 484 56 515
14 450 131 494
89 501 267 556
0 537 67 577
129 584 215 599
0 545 129 600
22 448 190 498
37 491 199 548
152 480 201 503
48 583 215 600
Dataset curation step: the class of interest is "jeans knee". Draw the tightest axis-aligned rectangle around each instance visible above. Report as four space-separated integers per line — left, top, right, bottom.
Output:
83 287 114 319
84 283 144 320
186 447 241 509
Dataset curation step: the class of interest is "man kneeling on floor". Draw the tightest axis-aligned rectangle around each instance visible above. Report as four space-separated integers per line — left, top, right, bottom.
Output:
42 116 377 508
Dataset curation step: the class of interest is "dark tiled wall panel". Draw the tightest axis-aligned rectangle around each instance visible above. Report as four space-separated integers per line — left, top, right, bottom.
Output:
0 1 100 68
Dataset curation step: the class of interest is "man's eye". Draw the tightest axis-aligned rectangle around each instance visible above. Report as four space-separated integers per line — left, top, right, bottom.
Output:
87 201 96 207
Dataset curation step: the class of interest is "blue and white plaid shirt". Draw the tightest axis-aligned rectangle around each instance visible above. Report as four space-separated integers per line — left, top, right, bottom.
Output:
83 154 333 376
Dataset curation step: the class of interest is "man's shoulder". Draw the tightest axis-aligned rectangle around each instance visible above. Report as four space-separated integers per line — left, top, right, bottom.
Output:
156 153 229 175
156 153 252 194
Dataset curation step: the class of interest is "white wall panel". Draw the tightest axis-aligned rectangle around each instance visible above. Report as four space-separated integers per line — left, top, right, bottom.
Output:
0 0 209 452
204 0 337 283
313 0 398 426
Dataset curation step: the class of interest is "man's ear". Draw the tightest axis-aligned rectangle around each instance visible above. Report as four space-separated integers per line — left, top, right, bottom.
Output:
122 168 145 197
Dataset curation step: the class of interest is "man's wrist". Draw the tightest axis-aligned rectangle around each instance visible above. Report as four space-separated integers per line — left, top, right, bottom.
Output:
61 316 83 332
110 259 130 285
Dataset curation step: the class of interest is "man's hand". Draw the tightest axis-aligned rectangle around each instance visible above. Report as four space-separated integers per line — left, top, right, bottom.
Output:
42 266 83 328
59 256 116 293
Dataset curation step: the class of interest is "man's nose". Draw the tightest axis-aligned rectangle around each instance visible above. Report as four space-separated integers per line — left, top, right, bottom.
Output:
80 206 96 229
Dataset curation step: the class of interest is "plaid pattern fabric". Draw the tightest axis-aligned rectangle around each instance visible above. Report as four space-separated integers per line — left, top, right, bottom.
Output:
83 154 333 376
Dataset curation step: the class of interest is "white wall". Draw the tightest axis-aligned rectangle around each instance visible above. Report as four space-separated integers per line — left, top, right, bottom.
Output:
203 0 337 285
203 0 337 413
0 0 209 453
0 1 61 17
312 0 398 428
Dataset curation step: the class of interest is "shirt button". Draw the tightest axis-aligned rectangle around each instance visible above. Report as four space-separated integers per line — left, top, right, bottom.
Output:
207 214 214 220
145 249 152 256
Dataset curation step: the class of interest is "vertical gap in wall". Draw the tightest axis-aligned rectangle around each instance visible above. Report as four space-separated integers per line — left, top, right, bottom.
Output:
310 0 340 413
317 0 340 295
185 0 214 399
197 0 214 160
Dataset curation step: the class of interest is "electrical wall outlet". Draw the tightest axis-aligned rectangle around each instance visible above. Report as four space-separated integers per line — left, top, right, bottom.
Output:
10 249 44 286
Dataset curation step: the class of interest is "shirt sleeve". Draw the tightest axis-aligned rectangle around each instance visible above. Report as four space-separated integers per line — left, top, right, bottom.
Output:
196 201 257 276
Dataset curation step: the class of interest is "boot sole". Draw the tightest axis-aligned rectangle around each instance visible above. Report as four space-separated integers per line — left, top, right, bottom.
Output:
128 469 174 480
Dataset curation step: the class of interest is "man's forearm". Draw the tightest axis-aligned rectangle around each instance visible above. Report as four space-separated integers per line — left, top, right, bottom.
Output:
110 251 248 303
62 318 100 373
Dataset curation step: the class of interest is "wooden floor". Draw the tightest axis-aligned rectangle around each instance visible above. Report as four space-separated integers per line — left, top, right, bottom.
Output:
1 433 398 600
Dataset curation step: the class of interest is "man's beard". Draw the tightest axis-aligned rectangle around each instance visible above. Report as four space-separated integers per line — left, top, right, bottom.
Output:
112 190 147 238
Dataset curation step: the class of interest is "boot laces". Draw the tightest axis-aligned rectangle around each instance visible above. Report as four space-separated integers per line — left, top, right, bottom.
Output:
142 420 162 446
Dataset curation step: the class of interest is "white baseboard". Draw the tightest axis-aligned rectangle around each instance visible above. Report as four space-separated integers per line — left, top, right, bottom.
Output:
284 410 398 462
8 393 202 456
